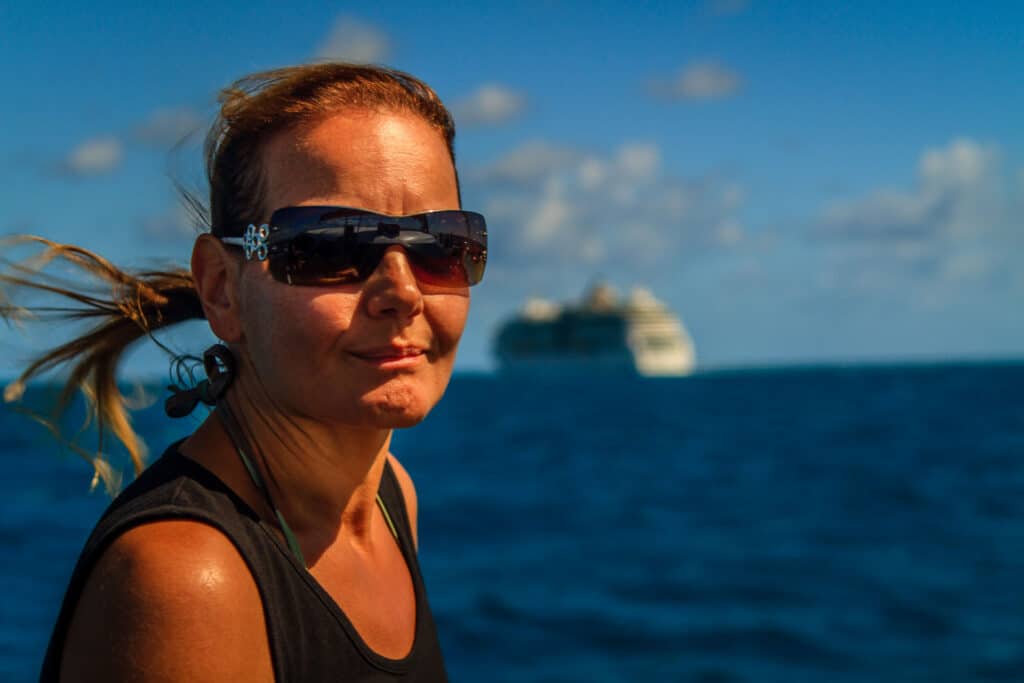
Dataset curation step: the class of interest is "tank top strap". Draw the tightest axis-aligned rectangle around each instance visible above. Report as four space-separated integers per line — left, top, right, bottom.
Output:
378 459 418 562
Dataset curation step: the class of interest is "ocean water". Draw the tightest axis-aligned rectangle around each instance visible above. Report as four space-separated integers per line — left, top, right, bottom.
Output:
2 362 1023 682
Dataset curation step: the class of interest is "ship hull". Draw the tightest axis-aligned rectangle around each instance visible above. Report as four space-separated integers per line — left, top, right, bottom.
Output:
497 350 695 377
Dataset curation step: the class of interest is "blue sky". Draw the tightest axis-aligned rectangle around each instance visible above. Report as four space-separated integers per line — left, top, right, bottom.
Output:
2 0 1022 374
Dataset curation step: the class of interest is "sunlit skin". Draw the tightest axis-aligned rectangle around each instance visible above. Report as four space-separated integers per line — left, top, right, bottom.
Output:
58 109 467 681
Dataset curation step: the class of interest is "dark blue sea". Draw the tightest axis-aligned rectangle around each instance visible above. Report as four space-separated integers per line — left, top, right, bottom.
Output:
3 362 1023 682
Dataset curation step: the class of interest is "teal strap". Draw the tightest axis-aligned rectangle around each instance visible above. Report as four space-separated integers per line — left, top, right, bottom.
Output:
218 405 307 567
233 437 307 567
377 493 399 542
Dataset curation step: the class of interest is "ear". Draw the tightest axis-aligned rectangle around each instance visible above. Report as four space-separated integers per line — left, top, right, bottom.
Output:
191 235 245 343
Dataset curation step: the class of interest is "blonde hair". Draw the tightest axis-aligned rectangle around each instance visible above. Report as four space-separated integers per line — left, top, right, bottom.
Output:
1 63 458 493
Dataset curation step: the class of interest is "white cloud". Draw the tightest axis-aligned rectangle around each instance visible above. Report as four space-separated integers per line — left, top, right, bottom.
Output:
471 141 579 185
523 178 574 245
650 62 743 101
715 218 745 246
919 138 995 189
820 138 1002 242
808 137 1024 313
452 84 526 127
721 183 745 209
469 140 746 275
616 143 660 180
63 137 122 176
941 250 991 283
142 203 199 241
315 16 391 63
577 158 608 191
133 107 203 146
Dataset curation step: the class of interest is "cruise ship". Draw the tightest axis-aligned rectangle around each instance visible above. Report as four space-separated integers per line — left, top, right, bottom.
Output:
494 283 696 376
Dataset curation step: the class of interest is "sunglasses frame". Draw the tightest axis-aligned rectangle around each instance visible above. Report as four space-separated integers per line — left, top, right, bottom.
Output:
220 205 487 287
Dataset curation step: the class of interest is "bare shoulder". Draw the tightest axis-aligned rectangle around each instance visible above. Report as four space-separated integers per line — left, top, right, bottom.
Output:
386 453 418 548
60 520 272 683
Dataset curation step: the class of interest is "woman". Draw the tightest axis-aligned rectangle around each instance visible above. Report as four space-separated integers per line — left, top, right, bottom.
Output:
16 63 486 681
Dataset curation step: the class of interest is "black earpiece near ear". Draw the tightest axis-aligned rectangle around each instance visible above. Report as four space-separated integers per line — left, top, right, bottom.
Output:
164 344 237 418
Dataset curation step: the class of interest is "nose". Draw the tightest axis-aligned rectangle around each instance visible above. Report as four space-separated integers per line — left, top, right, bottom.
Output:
364 245 424 320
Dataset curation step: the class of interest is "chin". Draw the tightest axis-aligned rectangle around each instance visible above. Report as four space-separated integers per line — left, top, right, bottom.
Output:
356 377 443 428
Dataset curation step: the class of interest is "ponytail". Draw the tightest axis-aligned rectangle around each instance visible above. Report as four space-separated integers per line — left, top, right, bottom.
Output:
1 236 203 494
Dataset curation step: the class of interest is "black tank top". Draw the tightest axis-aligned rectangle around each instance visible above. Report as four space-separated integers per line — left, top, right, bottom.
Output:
40 444 449 682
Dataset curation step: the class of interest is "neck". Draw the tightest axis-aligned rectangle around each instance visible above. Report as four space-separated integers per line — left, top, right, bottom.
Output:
187 371 395 560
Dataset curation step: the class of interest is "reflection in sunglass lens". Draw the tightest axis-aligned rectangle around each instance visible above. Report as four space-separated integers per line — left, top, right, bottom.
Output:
271 234 363 286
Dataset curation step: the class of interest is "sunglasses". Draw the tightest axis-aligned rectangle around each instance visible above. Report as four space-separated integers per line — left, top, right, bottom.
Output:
221 206 487 288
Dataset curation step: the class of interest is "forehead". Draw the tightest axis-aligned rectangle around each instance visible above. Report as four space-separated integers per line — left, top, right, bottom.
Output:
260 109 459 217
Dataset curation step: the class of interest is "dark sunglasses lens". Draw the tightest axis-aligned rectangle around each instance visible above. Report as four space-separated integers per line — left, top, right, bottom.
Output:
406 242 484 287
270 233 368 286
414 212 487 287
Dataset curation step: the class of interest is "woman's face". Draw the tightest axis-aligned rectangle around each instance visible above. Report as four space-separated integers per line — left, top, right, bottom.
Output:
235 109 468 429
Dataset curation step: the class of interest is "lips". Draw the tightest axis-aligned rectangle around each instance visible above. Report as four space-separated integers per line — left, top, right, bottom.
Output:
348 344 429 368
351 346 426 360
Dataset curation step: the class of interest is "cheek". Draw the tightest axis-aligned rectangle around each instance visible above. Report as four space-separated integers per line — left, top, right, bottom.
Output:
426 294 470 358
242 281 358 382
421 295 469 402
